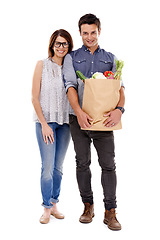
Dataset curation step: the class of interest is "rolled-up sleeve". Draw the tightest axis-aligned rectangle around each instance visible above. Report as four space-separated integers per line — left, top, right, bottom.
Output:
63 54 78 93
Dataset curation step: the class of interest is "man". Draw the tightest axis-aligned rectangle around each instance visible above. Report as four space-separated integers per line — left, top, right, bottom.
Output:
63 14 125 231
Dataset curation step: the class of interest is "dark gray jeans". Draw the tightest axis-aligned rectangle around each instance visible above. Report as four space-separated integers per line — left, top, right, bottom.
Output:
69 114 117 210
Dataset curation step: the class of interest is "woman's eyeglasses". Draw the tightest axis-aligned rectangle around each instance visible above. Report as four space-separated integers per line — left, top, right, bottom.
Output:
54 41 69 48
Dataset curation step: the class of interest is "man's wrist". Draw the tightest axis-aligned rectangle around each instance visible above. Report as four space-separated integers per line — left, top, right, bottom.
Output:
115 106 125 114
74 107 83 117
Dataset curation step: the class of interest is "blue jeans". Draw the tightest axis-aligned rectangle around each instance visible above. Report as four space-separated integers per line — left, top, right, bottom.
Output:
36 122 70 209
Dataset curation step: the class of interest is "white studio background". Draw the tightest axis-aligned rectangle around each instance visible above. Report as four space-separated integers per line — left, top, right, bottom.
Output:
0 0 160 239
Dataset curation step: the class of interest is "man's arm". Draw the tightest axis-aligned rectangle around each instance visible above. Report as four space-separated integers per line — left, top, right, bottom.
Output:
63 54 93 129
103 86 125 127
67 87 93 129
103 54 125 128
117 86 125 108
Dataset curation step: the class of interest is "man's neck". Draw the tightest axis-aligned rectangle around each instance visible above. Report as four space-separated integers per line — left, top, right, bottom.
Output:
84 44 99 55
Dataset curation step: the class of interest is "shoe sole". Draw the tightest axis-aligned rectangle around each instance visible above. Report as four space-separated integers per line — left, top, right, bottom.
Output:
51 212 65 219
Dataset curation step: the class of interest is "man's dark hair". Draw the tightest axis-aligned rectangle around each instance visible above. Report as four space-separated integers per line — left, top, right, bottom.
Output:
78 13 101 32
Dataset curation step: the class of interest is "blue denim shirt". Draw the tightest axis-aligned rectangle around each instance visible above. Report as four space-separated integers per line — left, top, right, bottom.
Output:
63 45 123 115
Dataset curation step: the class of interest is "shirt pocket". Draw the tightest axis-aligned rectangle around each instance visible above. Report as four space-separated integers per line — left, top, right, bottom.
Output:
99 59 113 73
74 59 86 73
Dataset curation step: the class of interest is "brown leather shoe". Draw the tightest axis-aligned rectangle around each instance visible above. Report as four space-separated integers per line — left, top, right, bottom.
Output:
79 203 94 223
104 209 121 231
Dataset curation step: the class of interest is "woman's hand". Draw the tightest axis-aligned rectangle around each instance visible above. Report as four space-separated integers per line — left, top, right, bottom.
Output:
42 123 54 144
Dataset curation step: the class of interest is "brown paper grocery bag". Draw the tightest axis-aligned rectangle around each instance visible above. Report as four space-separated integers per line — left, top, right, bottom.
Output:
82 78 122 131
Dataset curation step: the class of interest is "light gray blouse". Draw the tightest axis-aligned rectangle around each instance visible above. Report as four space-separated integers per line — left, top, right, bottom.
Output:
33 58 70 124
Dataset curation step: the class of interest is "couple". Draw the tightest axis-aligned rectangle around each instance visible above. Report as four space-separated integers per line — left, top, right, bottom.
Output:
32 13 125 231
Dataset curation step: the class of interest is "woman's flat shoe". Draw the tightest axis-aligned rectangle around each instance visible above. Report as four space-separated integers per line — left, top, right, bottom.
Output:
39 215 50 224
51 211 65 219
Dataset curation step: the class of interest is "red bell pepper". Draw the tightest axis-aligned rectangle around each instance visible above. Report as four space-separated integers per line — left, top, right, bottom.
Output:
103 71 114 78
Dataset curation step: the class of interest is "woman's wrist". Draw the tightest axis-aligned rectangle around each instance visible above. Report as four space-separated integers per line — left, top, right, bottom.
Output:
41 120 48 127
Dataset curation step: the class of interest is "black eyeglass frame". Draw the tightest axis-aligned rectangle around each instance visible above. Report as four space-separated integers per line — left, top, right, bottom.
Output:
54 41 70 48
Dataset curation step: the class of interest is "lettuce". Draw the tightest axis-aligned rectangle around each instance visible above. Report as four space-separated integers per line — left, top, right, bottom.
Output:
92 72 106 79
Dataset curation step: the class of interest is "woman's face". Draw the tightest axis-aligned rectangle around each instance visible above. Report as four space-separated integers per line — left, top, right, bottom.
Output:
53 36 69 58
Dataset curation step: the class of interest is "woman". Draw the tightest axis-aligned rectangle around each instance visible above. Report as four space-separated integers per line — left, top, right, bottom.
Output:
32 29 73 224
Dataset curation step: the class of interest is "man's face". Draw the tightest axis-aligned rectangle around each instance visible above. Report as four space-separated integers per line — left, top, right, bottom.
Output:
80 24 101 50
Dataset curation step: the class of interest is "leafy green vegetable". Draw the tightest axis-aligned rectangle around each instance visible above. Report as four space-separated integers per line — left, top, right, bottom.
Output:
114 60 124 80
92 72 106 79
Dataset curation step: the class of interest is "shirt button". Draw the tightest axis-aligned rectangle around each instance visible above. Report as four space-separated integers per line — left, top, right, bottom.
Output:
92 61 94 63
91 72 93 74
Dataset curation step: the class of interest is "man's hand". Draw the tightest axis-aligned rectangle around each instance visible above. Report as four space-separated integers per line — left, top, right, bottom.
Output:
103 109 122 128
77 110 93 129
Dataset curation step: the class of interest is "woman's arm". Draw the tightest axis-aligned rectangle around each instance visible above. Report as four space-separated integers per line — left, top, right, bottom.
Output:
32 61 46 124
32 61 54 144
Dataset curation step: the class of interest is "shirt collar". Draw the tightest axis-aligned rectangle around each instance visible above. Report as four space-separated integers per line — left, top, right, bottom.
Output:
82 44 101 53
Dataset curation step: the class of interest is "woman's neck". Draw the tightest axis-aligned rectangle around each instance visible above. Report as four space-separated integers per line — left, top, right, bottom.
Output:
52 56 63 66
